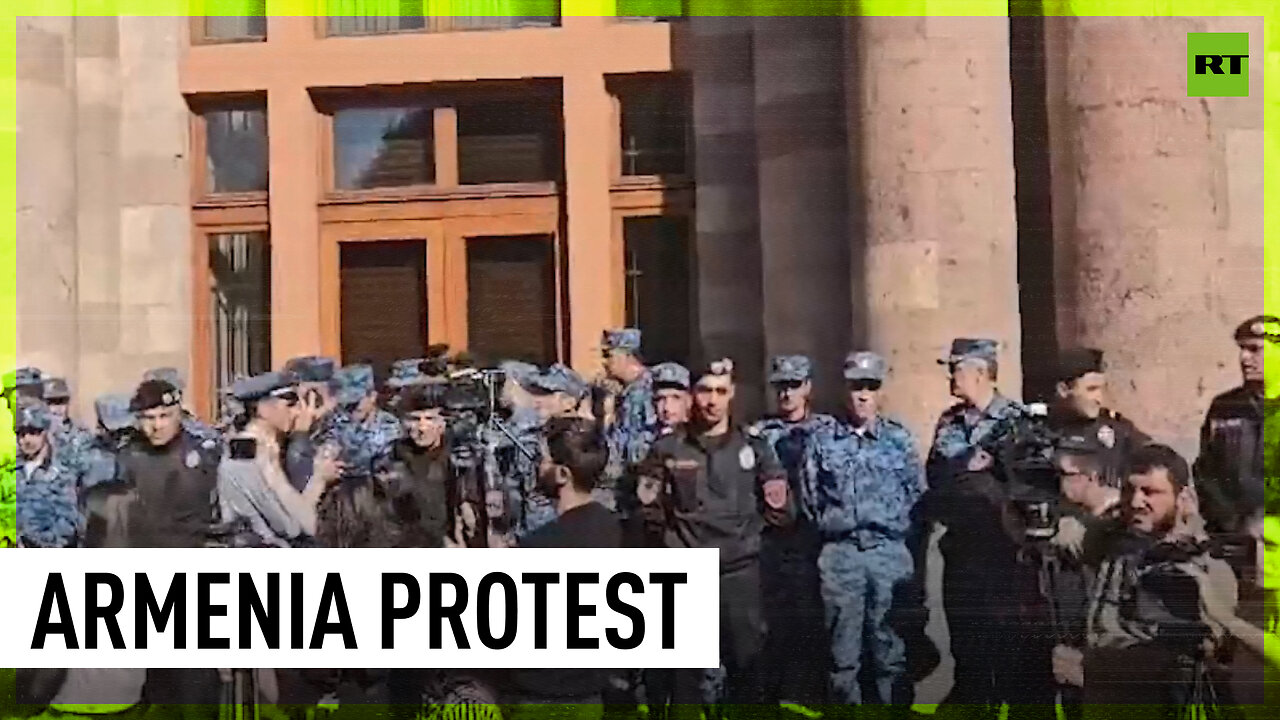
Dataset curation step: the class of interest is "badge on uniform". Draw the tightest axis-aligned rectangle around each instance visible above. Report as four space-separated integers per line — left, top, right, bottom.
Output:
1096 425 1116 449
739 445 756 470
185 450 201 469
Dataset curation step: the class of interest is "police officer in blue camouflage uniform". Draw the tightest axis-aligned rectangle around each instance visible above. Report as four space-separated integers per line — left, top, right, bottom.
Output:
283 356 341 492
518 364 591 535
14 366 45 403
385 357 431 412
800 351 924 709
81 393 135 491
332 364 402 479
651 362 692 432
752 355 836 706
41 377 96 488
15 403 83 547
925 338 1029 718
602 328 656 510
143 367 220 443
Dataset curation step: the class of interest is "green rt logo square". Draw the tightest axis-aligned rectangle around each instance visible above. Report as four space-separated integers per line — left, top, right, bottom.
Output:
1188 32 1249 97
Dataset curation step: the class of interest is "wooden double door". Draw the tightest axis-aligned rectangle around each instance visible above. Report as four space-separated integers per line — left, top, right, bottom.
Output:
320 214 563 380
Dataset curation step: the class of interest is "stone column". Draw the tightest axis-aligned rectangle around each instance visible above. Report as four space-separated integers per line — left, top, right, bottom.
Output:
849 16 1023 443
16 17 79 389
689 15 766 418
1045 16 1264 457
753 17 851 413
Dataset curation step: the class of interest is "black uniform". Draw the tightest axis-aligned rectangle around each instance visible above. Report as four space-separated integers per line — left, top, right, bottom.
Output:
1195 386 1278 535
384 439 458 548
1048 406 1149 485
638 424 791 714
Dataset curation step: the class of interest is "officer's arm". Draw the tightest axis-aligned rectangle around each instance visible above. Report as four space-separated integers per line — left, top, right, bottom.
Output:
755 438 794 527
635 447 668 528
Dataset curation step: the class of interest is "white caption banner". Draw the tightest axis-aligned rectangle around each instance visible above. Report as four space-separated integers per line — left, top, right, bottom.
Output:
0 548 721 669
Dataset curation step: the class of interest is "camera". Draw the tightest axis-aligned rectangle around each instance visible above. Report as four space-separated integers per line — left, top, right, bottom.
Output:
440 368 507 420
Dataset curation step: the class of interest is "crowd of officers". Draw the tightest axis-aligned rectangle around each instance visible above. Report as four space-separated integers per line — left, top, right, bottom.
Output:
3 316 1278 720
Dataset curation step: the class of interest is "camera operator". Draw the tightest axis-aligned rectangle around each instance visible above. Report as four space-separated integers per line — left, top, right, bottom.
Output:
1080 444 1238 719
216 372 342 548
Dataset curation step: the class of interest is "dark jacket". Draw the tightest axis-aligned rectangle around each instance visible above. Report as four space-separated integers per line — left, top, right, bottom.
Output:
639 424 791 572
112 431 221 548
1048 406 1150 485
1195 386 1278 534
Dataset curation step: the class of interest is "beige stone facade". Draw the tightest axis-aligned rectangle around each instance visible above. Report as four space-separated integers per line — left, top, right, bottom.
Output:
15 15 1264 457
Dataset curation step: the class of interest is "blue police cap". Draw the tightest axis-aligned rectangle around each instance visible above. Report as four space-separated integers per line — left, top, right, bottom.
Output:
15 367 43 388
939 338 999 366
283 356 336 383
143 367 185 393
334 364 375 406
768 355 812 384
387 359 428 389
531 364 589 400
498 360 540 388
42 377 71 400
229 372 297 403
16 403 53 432
844 351 887 382
651 362 691 391
602 328 642 355
94 393 135 433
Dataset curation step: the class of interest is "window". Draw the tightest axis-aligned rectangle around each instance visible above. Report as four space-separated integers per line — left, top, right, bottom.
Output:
333 106 435 190
208 232 271 419
205 106 269 194
327 0 560 35
616 75 690 176
466 236 557 366
458 98 560 184
624 216 693 365
201 1 267 41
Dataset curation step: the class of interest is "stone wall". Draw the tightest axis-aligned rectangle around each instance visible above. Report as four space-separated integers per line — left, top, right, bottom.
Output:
17 16 191 422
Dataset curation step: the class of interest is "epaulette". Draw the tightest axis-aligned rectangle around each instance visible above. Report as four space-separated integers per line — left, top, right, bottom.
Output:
745 424 761 438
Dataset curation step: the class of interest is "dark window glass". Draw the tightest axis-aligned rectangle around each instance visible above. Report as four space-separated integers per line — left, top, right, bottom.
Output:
208 232 271 419
623 216 693 365
618 76 689 176
457 99 559 184
203 2 267 41
327 0 426 36
333 106 435 190
340 240 429 379
205 107 269 194
466 235 557 366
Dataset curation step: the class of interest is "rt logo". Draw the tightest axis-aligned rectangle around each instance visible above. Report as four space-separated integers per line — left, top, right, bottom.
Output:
1187 32 1249 97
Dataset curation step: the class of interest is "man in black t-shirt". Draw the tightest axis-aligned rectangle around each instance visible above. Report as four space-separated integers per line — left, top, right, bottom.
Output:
506 417 620 720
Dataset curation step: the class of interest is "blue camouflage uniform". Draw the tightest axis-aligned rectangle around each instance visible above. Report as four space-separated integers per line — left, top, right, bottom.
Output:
15 403 83 547
602 329 656 508
283 356 338 491
41 378 96 487
143 367 220 443
332 364 402 479
925 338 1028 712
81 393 134 491
521 364 592 532
799 351 924 705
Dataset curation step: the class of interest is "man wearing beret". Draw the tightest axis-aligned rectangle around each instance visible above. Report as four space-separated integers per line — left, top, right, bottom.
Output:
602 328 657 511
750 355 835 706
1195 315 1280 542
143 367 220 443
114 379 222 549
636 358 792 714
14 403 82 548
925 338 1030 717
1047 348 1149 484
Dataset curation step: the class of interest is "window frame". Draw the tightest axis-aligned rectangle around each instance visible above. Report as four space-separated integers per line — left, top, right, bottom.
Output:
609 72 693 183
188 13 268 46
189 94 271 204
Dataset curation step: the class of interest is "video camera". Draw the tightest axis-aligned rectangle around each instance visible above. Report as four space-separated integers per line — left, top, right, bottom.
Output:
981 402 1065 540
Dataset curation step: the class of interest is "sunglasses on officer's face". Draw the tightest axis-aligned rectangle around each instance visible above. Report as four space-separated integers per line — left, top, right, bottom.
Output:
847 379 882 392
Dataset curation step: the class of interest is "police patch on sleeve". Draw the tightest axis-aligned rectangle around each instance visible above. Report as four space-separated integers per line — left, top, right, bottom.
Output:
1096 424 1115 449
185 450 201 469
739 445 756 470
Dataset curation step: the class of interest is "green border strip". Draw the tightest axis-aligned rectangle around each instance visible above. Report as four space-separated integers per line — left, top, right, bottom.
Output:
0 0 1275 715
